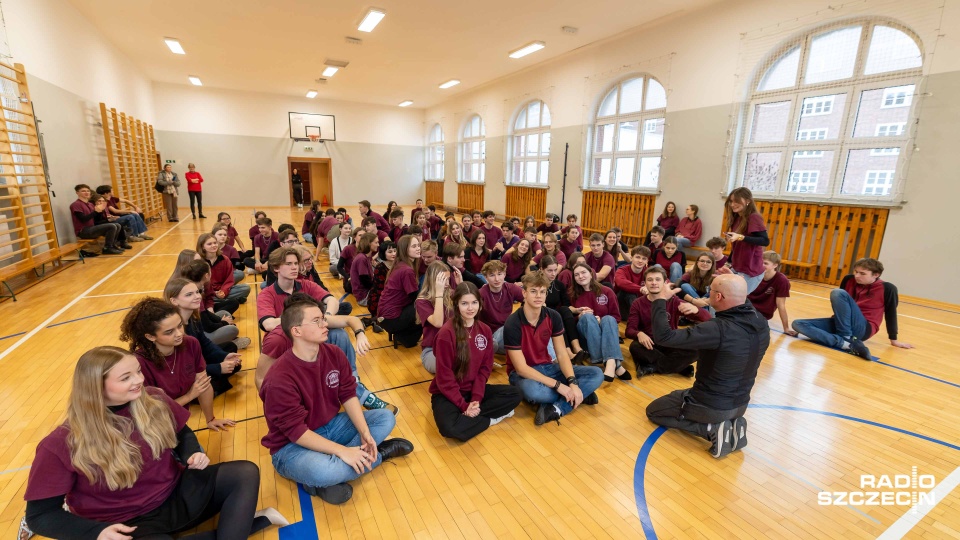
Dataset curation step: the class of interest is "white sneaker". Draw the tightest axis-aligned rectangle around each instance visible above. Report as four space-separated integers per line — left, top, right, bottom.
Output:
245 268 256 275
254 507 290 527
489 409 515 426
234 337 252 349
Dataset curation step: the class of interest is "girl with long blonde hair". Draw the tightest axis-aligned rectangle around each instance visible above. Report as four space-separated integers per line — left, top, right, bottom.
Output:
415 261 454 374
23 346 284 539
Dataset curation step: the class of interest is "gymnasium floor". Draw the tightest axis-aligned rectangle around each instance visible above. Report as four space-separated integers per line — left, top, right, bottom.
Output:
0 206 957 539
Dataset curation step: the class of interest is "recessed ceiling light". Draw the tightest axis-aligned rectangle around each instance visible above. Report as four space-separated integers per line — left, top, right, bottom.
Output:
188 76 202 86
358 9 386 32
509 41 546 59
164 38 185 55
439 79 460 89
306 90 318 99
322 67 339 77
398 100 413 107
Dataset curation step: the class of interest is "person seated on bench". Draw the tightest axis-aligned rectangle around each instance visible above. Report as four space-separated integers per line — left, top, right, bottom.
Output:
645 274 769 458
95 185 153 241
792 257 913 359
69 184 124 255
674 204 702 249
90 194 133 250
260 298 413 505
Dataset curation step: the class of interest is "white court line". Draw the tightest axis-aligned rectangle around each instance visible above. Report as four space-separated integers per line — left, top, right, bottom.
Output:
137 253 183 257
0 219 187 362
792 291 960 330
84 290 163 298
877 465 960 539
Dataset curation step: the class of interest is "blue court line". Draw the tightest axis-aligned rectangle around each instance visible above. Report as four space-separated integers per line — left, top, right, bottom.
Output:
45 307 133 328
0 332 26 342
633 405 960 539
278 484 319 540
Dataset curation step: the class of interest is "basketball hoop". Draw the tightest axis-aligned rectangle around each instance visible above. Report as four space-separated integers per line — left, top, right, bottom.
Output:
308 134 320 143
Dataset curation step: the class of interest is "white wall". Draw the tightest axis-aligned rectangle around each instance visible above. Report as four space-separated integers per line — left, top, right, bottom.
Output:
2 0 155 121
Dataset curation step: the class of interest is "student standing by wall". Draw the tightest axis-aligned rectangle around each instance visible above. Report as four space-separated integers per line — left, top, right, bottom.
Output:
184 163 206 219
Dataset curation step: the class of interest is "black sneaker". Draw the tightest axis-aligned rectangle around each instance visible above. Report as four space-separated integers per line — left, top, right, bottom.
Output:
731 417 748 451
583 393 599 405
534 403 561 426
102 246 124 255
372 322 384 333
636 361 657 378
572 350 590 365
848 337 872 360
678 365 695 378
708 420 735 459
304 483 353 504
377 438 414 461
360 317 373 328
79 250 99 258
120 243 133 250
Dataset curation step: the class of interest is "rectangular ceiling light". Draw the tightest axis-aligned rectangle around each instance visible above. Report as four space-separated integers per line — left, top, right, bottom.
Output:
188 76 202 86
439 79 460 89
509 41 546 59
164 38 185 55
306 90 318 98
322 66 339 77
398 100 413 107
358 9 386 32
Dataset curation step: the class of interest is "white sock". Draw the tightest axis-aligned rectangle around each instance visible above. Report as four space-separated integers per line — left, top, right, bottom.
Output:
841 341 851 350
489 409 515 426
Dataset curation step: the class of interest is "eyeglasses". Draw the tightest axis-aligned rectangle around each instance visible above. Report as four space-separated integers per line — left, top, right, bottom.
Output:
297 316 327 329
282 239 300 245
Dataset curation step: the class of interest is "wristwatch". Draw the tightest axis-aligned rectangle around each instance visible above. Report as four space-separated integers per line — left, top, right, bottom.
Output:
553 380 561 390
566 376 579 386
354 328 364 336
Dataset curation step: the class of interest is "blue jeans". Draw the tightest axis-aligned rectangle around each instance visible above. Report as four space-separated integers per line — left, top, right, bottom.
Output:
327 328 371 404
508 363 603 416
675 237 692 248
734 270 764 295
576 315 623 367
653 263 683 283
303 233 314 244
232 269 244 283
115 213 147 235
493 326 555 360
792 289 869 349
271 409 395 489
680 283 714 316
226 283 251 304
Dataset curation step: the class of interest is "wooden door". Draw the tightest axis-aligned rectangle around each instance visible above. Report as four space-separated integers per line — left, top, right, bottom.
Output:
309 161 333 207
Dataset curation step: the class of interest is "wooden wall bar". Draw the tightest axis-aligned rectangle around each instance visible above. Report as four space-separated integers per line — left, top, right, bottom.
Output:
580 191 657 246
456 182 484 214
425 181 444 208
504 186 547 222
0 61 60 272
100 104 163 221
721 201 889 285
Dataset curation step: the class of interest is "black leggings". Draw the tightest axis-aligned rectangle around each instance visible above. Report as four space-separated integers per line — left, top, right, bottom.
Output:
379 303 422 348
189 192 203 216
141 461 269 540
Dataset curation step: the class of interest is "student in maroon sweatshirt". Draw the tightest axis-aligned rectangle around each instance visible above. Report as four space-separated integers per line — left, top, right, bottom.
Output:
652 237 687 283
558 225 581 258
536 213 561 237
388 209 408 242
479 210 503 246
69 184 124 255
569 263 629 382
627 267 711 377
614 246 651 320
467 229 491 276
716 187 769 294
430 282 523 441
675 204 703 248
358 200 390 232
478 260 525 354
560 214 584 251
656 201 680 237
198 233 249 307
260 300 413 505
792 257 913 359
584 233 616 286
746 251 797 335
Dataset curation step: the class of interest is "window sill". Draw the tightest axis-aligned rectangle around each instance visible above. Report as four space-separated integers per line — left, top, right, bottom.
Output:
754 195 906 209
456 180 486 185
505 183 549 190
424 179 445 183
580 186 660 195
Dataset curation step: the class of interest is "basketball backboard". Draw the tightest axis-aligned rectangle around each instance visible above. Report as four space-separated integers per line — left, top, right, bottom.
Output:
289 112 337 141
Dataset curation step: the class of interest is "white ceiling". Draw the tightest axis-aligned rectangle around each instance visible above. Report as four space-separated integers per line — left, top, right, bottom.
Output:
68 0 720 109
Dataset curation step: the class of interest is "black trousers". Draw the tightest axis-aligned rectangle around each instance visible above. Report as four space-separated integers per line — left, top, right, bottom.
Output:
188 191 203 216
212 297 240 315
78 223 121 247
379 303 422 347
629 341 698 374
556 306 580 347
292 184 303 205
431 385 522 442
646 388 747 440
617 291 637 322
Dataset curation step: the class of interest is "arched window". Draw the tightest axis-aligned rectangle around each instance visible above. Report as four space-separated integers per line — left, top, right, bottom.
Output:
587 75 666 190
509 100 551 185
459 114 486 183
425 124 444 180
737 20 922 201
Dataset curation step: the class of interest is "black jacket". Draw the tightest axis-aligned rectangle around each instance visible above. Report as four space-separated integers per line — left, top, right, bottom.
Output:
652 299 770 410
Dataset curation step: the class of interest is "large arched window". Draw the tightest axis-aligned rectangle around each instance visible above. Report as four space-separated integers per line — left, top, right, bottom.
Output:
508 100 551 185
459 114 485 183
737 20 922 201
425 124 444 180
587 75 666 190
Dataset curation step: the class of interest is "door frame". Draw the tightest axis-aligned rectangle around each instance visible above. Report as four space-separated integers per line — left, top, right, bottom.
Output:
286 157 332 207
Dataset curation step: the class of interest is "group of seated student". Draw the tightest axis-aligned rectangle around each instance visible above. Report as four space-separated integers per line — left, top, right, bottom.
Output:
70 184 142 256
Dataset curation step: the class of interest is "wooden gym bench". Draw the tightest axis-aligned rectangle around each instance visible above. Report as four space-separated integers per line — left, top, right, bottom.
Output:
0 240 96 302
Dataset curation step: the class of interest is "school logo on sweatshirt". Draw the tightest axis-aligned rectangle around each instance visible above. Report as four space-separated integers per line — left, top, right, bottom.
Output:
326 370 340 388
475 334 488 351
597 294 608 305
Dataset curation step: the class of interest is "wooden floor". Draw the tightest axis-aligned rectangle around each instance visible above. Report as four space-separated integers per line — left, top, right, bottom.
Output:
1 206 958 539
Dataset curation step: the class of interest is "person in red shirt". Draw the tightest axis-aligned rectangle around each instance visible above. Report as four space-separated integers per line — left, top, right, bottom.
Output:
424 205 442 239
467 229 491 277
644 226 665 259
358 199 390 232
792 257 913 359
570 263 629 382
198 233 250 307
679 252 716 311
69 184 124 255
248 211 267 249
716 187 769 294
675 204 703 248
560 214 584 251
504 271 604 425
627 266 711 377
558 225 581 258
244 217 278 277
386 209 408 242
534 232 567 269
584 233 616 286
478 261 524 354
184 162 206 219
615 246 651 320
746 251 796 335
378 235 424 347
656 201 680 237
413 211 432 241
480 210 503 247
416 262 453 373
430 282 522 441
503 239 534 283
652 237 687 283
23 346 285 539
260 301 413 505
